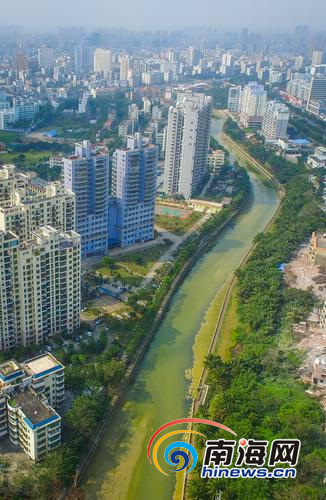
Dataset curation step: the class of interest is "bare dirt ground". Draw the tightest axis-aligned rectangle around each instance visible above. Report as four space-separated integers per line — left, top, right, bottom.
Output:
285 245 326 301
0 437 31 480
285 245 326 409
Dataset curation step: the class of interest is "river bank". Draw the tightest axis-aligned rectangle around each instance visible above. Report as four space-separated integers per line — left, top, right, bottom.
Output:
179 120 283 500
80 117 280 500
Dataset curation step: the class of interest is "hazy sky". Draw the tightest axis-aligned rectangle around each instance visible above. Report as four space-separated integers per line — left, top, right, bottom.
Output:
2 0 326 31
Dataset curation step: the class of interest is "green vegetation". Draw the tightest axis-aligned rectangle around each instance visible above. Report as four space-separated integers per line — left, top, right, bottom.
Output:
96 241 173 287
188 119 326 500
0 141 72 180
36 91 129 143
155 211 203 234
0 131 22 145
207 83 229 109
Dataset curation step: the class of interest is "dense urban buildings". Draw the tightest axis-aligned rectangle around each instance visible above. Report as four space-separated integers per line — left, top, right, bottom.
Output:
163 93 212 199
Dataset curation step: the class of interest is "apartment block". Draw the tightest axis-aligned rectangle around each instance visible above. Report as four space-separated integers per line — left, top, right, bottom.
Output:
227 85 242 113
7 390 61 461
163 93 212 199
262 101 289 141
0 166 75 241
63 141 109 257
111 134 158 247
0 226 81 349
309 232 326 266
0 353 64 461
240 81 267 128
207 150 225 172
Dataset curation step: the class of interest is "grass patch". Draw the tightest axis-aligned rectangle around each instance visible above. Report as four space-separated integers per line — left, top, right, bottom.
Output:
215 284 239 361
116 240 172 274
0 150 53 165
155 211 203 235
0 131 22 145
191 284 228 395
97 241 173 287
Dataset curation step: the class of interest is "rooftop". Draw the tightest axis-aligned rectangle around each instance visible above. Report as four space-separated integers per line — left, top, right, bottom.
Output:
13 390 57 426
23 353 63 379
0 360 22 382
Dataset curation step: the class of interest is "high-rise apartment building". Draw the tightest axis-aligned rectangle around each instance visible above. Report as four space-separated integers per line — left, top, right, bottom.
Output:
120 55 129 81
63 141 109 257
38 46 54 68
13 52 28 71
163 93 212 199
0 226 80 350
307 77 326 111
286 73 311 102
0 165 80 350
228 85 242 113
312 50 323 66
73 45 83 73
0 166 75 240
93 48 112 78
240 82 267 128
262 101 290 140
111 134 158 247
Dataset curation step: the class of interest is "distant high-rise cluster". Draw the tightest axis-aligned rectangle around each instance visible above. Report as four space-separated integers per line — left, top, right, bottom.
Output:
163 93 212 199
228 82 290 140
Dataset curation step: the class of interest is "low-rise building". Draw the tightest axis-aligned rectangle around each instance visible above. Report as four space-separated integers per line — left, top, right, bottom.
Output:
311 353 326 386
0 353 64 461
309 231 326 266
307 146 326 169
207 150 225 172
7 390 61 461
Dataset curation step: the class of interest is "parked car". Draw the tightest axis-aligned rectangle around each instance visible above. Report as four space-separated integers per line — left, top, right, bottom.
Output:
86 331 93 337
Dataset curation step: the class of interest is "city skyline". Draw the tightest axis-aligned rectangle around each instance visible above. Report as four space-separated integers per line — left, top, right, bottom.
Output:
2 0 326 31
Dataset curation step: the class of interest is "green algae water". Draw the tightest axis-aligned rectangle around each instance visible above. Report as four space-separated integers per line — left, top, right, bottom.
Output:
82 118 280 500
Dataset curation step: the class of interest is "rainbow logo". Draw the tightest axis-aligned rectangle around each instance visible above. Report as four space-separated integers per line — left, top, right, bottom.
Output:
147 418 237 476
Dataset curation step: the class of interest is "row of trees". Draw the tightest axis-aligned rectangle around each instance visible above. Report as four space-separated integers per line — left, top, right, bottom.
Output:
188 120 326 499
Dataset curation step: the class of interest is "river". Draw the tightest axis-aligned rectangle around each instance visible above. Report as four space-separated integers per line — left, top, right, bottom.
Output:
81 118 280 500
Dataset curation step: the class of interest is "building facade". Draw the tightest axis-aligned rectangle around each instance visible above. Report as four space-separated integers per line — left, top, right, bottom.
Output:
262 100 290 140
111 134 158 247
63 141 109 257
207 150 225 172
0 226 81 350
0 165 75 241
0 353 64 461
227 85 242 113
240 82 267 128
93 49 112 78
163 93 212 199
